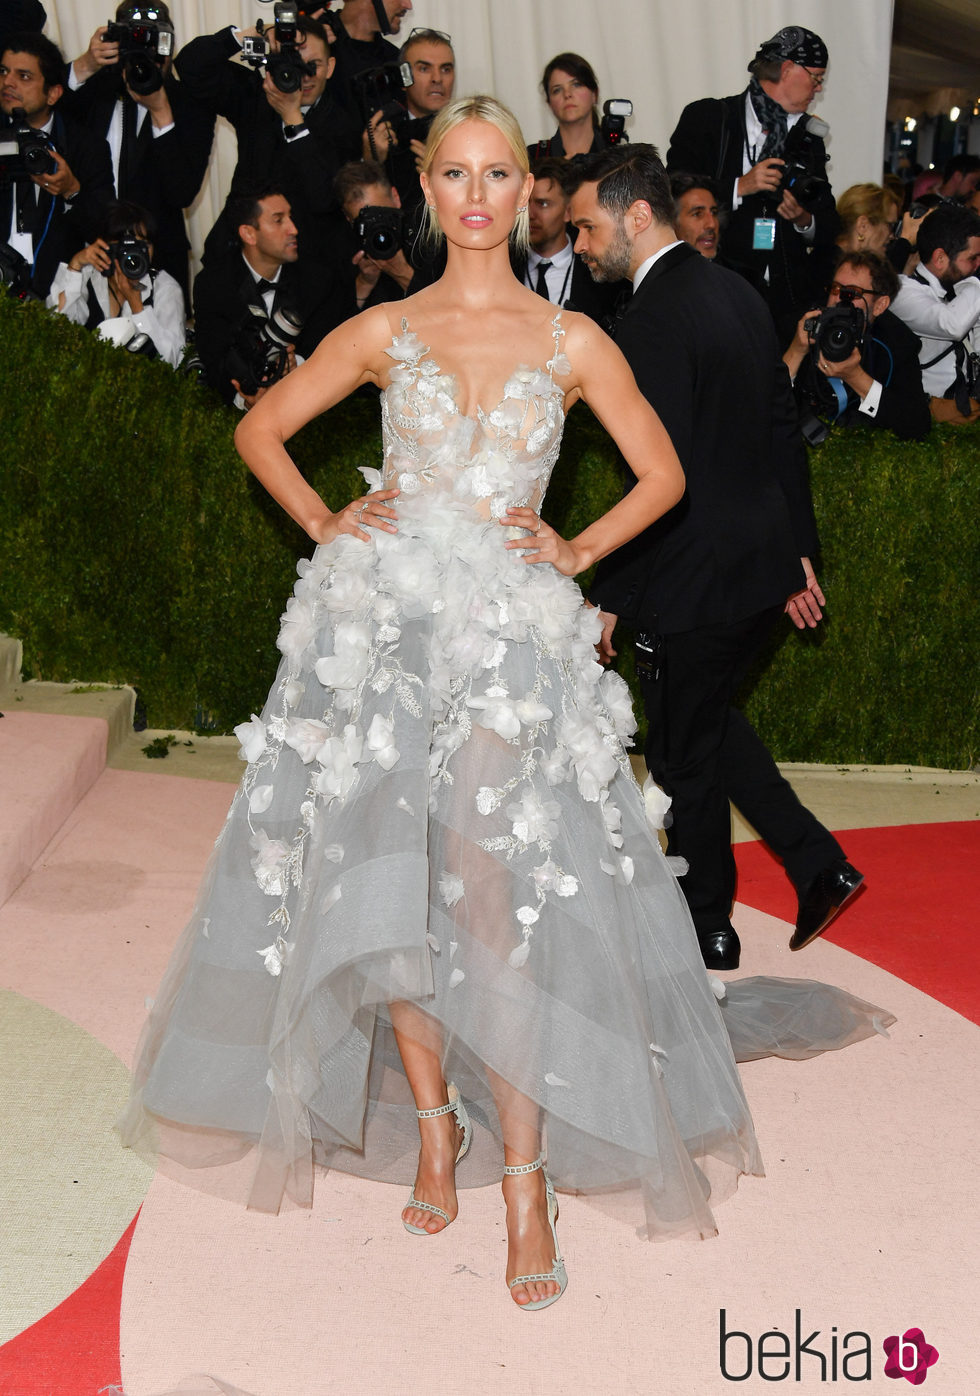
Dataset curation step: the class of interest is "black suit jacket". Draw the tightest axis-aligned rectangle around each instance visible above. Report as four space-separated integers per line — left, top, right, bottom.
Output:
794 307 931 441
591 243 815 635
62 69 214 299
193 251 349 405
667 91 840 339
177 28 361 264
0 105 114 297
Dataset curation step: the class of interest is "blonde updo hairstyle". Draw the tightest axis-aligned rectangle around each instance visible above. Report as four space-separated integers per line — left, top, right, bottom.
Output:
836 183 898 246
419 95 531 254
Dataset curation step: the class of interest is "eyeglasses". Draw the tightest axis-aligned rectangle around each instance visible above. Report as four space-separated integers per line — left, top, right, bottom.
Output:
796 64 826 89
405 27 452 47
828 281 872 302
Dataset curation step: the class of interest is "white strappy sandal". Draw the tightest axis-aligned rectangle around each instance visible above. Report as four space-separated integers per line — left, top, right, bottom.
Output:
504 1156 568 1311
402 1083 472 1235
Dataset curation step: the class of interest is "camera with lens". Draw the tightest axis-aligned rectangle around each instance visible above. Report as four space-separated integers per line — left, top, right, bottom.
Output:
777 116 834 214
104 231 152 281
804 286 867 364
0 239 40 299
600 99 632 148
353 204 421 261
0 108 59 184
241 4 317 94
104 9 175 96
225 300 304 397
353 61 413 140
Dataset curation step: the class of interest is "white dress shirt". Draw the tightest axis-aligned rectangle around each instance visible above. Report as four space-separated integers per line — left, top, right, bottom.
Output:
891 264 980 396
526 237 575 305
47 261 187 367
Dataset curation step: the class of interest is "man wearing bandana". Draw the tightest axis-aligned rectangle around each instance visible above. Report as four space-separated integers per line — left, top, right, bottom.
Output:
667 26 840 343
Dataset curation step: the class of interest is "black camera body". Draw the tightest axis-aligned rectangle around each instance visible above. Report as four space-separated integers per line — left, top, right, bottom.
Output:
242 4 317 94
104 16 175 96
352 61 412 129
600 99 632 148
226 301 304 397
0 109 59 183
0 239 40 299
804 295 867 364
354 203 424 262
778 116 834 214
104 233 152 281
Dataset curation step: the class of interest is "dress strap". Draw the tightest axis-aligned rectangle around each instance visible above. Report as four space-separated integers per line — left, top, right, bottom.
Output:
547 310 569 381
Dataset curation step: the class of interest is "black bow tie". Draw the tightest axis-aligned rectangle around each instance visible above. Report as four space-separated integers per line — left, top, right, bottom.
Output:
255 278 279 295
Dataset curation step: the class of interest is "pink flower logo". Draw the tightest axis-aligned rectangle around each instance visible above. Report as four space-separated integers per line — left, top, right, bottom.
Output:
883 1328 939 1384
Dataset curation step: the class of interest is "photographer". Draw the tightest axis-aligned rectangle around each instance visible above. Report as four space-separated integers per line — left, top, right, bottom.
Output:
46 197 185 365
64 4 215 306
334 158 417 312
890 203 980 424
667 26 840 343
783 250 930 441
325 0 411 118
193 185 347 408
361 27 454 212
176 13 360 265
0 31 113 297
529 53 606 163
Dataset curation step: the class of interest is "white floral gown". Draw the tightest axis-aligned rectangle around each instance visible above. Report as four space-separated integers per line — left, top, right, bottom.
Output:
119 314 892 1240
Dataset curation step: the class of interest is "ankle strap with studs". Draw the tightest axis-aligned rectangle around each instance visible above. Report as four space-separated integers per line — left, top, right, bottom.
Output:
503 1156 544 1175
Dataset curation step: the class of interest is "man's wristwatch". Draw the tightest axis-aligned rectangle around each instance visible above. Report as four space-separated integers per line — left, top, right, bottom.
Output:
283 121 306 139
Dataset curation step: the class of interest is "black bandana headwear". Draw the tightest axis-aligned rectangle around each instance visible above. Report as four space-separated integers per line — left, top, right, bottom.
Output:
750 26 828 72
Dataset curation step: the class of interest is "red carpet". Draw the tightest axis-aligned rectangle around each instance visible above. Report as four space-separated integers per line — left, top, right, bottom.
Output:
0 1212 139 1396
735 820 980 1025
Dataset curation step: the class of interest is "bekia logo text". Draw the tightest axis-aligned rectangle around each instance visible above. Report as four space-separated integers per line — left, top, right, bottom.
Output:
719 1310 939 1383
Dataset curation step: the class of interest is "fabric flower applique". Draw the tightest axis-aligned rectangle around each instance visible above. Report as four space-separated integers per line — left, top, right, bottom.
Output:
284 718 331 764
234 713 268 765
249 828 293 898
366 712 399 770
506 788 561 846
315 724 363 803
438 873 465 907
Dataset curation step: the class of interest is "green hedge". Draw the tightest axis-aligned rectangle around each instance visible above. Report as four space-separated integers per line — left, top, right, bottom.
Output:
1 295 976 767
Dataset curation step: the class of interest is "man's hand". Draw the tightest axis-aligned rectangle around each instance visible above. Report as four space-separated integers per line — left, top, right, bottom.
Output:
354 245 414 297
72 26 120 84
591 607 618 664
777 187 812 228
409 136 427 173
823 344 874 397
131 81 174 129
785 557 825 630
782 308 813 377
33 151 80 201
737 158 784 198
263 70 303 125
68 237 112 274
232 380 270 410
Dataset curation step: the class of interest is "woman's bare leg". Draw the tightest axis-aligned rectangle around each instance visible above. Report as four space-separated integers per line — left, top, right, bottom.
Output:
389 1000 464 1234
487 1068 562 1308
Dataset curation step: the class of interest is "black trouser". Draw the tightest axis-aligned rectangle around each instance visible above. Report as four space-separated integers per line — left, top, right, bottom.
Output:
639 607 843 937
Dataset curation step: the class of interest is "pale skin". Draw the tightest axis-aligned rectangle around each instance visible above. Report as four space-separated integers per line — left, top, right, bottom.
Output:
235 117 684 1307
545 68 597 159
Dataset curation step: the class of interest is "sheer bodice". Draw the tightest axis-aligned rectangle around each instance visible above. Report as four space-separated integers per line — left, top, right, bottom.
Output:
378 316 568 523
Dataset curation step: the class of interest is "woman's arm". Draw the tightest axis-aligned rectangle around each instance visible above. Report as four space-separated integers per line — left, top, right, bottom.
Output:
505 314 685 576
233 303 397 542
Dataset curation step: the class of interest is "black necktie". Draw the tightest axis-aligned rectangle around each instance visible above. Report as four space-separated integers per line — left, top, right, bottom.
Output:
534 260 552 299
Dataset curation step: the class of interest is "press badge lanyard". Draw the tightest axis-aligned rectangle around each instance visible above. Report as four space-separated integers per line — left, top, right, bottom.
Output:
746 131 776 251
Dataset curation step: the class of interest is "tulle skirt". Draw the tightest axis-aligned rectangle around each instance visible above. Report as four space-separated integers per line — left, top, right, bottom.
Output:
118 497 892 1239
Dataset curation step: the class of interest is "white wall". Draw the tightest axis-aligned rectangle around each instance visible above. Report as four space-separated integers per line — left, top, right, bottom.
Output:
42 0 894 266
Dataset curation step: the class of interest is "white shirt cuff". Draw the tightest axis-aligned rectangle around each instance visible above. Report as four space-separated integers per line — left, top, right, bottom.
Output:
858 379 883 418
151 121 176 138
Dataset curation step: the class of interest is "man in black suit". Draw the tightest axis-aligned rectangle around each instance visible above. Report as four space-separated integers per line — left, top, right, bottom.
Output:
569 144 863 970
63 4 214 305
176 16 360 266
666 26 840 344
784 250 931 442
0 31 113 296
517 158 623 328
193 185 348 409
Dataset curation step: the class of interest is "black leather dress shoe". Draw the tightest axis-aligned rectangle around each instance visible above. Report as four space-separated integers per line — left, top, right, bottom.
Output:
790 859 865 951
697 929 741 971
